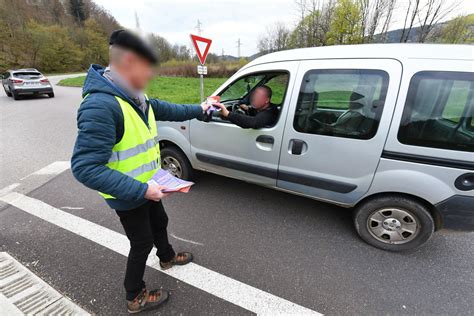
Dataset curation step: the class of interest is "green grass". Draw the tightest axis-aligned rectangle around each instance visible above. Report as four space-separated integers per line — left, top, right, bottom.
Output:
58 75 227 104
58 76 86 87
146 77 226 104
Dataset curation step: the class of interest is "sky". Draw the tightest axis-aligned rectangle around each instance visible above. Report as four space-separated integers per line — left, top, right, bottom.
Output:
94 0 473 57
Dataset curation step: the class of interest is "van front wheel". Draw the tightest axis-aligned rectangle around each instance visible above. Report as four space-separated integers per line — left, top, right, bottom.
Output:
160 146 194 181
354 196 434 251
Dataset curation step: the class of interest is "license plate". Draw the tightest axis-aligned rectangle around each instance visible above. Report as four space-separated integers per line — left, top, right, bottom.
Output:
24 82 39 86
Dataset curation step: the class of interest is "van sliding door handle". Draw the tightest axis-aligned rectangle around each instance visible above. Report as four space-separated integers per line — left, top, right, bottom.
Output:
256 135 274 144
289 139 307 155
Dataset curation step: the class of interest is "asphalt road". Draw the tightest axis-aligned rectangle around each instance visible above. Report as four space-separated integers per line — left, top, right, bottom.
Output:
0 77 473 315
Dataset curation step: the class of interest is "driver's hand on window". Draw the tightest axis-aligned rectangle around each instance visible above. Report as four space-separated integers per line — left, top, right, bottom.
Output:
213 102 230 118
239 104 249 111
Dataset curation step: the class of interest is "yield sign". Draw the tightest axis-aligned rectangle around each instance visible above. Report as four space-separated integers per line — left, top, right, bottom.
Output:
190 34 212 65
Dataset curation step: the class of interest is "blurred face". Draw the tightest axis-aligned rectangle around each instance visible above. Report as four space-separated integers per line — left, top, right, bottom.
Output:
116 50 153 90
250 87 270 110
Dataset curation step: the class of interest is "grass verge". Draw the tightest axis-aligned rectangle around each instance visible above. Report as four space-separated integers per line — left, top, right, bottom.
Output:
58 75 227 104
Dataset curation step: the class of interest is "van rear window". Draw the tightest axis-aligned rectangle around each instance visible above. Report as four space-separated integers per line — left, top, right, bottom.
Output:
398 71 474 152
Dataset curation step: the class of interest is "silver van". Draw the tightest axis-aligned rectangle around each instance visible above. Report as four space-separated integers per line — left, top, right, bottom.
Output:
158 44 474 251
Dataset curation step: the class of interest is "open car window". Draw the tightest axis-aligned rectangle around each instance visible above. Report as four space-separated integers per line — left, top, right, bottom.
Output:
220 74 265 102
219 72 289 104
213 71 290 126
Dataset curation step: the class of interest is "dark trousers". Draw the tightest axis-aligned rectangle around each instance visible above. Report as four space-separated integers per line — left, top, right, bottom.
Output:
116 200 175 300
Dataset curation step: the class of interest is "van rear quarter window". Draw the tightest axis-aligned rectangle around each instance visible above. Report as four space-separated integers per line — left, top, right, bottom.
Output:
398 71 474 152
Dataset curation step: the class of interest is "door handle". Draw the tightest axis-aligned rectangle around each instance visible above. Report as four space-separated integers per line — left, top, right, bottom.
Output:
256 135 274 144
289 139 307 155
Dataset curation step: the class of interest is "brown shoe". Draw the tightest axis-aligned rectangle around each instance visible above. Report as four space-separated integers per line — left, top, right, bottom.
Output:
127 288 169 314
160 252 193 270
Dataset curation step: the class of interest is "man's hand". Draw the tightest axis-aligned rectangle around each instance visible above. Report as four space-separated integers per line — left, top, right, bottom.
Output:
240 104 249 111
200 101 210 112
144 184 170 201
213 103 230 118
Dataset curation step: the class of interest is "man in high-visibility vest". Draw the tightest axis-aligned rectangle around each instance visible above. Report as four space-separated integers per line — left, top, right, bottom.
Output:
71 29 210 314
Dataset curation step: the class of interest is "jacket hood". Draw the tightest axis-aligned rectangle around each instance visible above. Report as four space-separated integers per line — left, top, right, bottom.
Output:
82 64 134 106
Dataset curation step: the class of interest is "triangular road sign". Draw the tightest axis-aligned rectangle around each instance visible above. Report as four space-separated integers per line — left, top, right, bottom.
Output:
190 34 212 65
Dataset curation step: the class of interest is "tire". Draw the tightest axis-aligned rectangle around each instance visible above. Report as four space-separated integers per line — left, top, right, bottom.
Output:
48 92 55 98
12 90 20 100
160 146 194 180
353 195 435 252
5 89 12 97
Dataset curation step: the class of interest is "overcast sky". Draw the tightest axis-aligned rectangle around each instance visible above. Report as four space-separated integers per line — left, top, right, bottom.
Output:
94 0 473 57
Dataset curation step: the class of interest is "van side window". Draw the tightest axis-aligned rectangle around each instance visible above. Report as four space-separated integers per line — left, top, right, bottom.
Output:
293 69 389 140
264 75 289 106
220 74 265 101
216 71 290 127
398 71 474 152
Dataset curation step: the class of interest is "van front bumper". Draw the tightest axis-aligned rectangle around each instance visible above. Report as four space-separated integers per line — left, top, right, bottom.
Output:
435 195 474 231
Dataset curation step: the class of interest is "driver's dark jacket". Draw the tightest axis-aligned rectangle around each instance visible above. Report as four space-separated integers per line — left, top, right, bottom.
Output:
227 106 278 129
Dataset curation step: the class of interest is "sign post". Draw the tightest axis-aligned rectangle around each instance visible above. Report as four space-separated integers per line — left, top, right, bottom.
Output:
190 34 212 102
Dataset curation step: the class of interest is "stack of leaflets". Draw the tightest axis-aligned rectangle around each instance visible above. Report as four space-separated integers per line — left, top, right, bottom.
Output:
206 96 221 114
147 169 194 193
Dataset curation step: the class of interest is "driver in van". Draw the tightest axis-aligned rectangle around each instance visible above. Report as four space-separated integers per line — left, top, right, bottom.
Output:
213 85 278 129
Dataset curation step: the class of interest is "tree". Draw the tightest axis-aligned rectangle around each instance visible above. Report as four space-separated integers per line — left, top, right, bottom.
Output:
148 34 174 64
81 19 109 67
289 0 335 48
378 0 396 42
69 0 88 25
399 0 421 42
257 22 291 53
25 21 83 72
416 0 461 43
172 44 191 61
438 14 474 44
359 0 397 43
327 0 363 45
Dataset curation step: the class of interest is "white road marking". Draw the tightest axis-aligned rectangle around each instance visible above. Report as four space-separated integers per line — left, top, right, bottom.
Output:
170 233 204 246
20 161 70 180
1 192 321 315
0 183 20 198
61 206 84 210
0 293 23 316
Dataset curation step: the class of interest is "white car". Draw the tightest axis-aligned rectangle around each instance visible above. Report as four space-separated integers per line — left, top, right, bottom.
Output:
2 68 54 100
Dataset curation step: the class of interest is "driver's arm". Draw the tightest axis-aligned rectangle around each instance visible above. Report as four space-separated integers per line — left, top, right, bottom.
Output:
227 110 274 129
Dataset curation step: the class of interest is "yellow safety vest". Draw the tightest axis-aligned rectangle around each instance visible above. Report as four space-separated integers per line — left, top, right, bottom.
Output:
99 96 160 199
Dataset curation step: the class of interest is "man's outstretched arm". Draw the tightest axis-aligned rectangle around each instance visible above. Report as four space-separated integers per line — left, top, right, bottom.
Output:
149 98 208 121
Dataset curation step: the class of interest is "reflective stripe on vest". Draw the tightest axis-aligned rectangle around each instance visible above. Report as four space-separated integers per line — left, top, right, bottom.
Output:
99 96 160 200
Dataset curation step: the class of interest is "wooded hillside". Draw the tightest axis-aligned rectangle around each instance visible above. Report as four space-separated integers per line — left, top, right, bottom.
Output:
0 0 120 73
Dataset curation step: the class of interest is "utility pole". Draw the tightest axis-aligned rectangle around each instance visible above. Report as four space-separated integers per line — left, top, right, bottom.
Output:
221 48 225 57
191 20 203 60
236 38 242 58
134 11 140 30
195 19 203 36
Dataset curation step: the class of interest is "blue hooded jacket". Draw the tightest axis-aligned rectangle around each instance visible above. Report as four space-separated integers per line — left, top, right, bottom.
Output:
71 65 203 210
